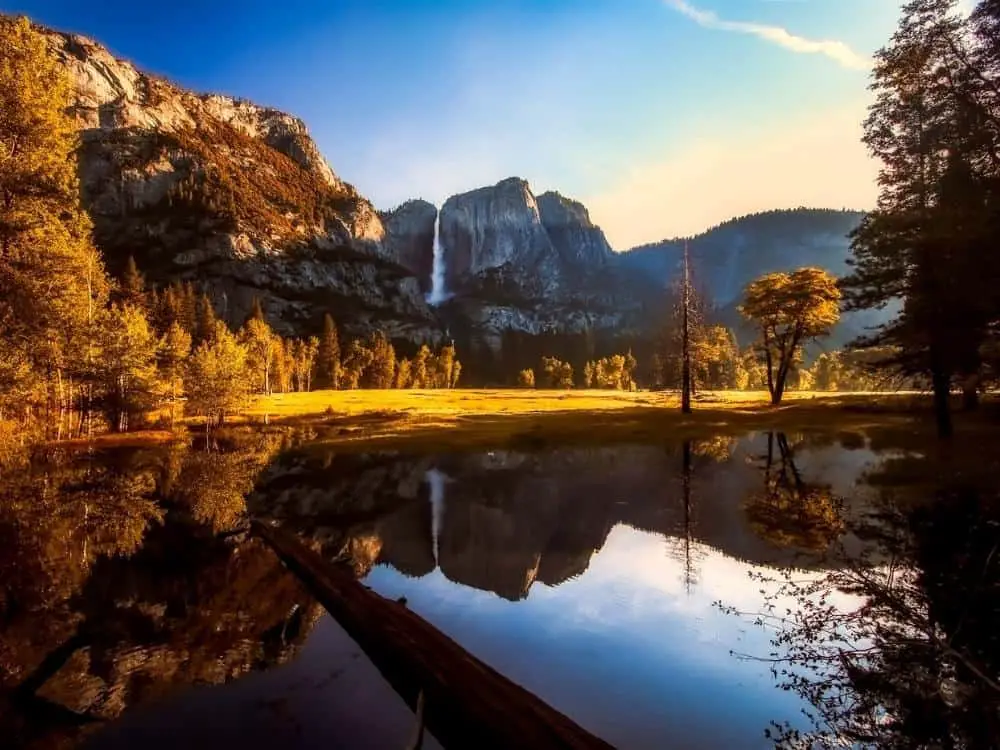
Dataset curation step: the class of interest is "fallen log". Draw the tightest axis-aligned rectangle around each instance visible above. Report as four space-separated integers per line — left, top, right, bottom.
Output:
252 520 614 750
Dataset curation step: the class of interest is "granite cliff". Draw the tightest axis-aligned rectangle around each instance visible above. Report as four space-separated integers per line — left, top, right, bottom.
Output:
45 26 441 342
40 19 873 361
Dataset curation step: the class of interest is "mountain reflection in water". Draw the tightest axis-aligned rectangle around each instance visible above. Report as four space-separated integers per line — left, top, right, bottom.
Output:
1 428 998 749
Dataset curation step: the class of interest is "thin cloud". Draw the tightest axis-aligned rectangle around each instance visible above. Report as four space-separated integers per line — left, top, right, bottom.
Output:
664 0 871 70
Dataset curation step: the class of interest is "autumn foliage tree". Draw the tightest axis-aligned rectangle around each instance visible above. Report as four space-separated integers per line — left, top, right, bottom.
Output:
0 16 110 430
739 267 841 405
185 321 252 427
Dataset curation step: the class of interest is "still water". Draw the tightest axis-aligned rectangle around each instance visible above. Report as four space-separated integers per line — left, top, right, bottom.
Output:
2 429 997 749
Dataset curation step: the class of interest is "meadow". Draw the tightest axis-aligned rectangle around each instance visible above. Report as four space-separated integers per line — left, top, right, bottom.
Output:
235 388 941 453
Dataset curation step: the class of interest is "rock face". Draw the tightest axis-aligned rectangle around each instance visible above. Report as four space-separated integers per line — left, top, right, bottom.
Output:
536 191 614 270
381 199 438 294
439 177 562 297
45 26 440 341
618 208 875 348
436 178 649 352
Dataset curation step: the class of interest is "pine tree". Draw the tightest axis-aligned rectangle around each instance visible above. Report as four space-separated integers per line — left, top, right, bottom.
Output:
316 313 341 389
681 241 693 413
185 321 252 427
437 343 457 389
245 295 265 325
121 255 146 310
0 16 111 424
367 332 396 389
412 345 432 388
97 304 160 432
395 358 412 389
844 0 1000 435
157 321 192 425
238 317 276 394
194 293 219 346
180 282 198 335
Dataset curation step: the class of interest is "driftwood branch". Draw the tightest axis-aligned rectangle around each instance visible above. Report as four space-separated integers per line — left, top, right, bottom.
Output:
252 520 614 750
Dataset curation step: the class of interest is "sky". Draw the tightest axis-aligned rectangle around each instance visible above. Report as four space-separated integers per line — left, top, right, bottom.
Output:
5 0 928 247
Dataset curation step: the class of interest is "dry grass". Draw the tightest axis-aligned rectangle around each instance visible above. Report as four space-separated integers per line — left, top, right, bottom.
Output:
237 389 953 453
247 388 920 420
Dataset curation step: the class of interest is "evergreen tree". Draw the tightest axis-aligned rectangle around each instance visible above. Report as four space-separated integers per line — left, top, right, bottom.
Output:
120 255 146 310
366 332 396 389
437 343 457 389
844 0 1000 435
157 321 192 426
303 336 319 391
194 293 219 346
412 344 432 388
395 358 412 389
180 282 198 336
97 304 160 432
316 313 341 389
238 317 276 394
185 321 252 427
0 16 111 424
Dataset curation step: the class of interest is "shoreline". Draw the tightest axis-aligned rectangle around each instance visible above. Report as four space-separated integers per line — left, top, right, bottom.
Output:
38 389 989 454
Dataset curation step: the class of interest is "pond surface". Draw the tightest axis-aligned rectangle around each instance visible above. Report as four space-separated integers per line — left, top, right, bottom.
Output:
2 428 998 749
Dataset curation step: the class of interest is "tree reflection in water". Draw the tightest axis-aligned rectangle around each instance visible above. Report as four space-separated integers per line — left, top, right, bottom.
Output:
744 432 845 554
723 439 1000 749
0 429 319 750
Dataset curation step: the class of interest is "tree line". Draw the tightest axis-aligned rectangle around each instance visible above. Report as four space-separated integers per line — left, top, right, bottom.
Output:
841 0 1000 436
0 16 459 444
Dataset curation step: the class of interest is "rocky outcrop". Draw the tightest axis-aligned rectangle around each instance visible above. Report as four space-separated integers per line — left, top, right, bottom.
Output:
439 177 562 299
536 191 614 270
434 178 650 353
43 25 440 340
381 199 438 293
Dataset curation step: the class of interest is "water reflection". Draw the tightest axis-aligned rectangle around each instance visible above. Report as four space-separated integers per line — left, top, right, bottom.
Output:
0 431 321 750
4 429 997 749
245 432 892 748
723 452 1000 749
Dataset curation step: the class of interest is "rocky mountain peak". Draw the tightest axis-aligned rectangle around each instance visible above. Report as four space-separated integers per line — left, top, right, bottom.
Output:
536 191 596 229
51 28 344 191
439 176 555 287
33 21 441 343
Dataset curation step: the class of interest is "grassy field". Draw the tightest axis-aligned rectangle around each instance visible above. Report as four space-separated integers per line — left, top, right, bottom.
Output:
234 388 949 453
62 388 996 453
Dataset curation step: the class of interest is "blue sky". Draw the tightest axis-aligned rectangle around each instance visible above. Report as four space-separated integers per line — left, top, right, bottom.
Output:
8 0 916 247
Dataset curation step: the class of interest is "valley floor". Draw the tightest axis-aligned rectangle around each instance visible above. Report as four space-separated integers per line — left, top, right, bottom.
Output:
238 388 955 453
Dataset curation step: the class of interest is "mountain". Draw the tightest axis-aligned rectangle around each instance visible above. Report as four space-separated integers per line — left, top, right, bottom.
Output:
617 209 876 349
434 178 649 353
39 19 877 365
620 208 864 303
45 25 442 343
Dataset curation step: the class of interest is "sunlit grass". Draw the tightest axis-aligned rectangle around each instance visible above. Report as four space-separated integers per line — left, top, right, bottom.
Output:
235 389 943 454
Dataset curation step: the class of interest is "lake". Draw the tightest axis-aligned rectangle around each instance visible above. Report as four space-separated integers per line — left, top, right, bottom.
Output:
2 428 997 749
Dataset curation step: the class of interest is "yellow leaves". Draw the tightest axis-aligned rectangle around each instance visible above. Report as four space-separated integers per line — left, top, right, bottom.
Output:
740 267 842 340
0 15 110 385
185 321 252 423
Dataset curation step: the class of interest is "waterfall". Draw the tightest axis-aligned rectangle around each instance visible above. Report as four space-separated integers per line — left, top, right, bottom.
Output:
426 210 449 305
426 468 447 565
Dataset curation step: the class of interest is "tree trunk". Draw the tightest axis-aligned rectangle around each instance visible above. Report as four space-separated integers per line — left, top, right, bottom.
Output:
931 365 953 439
961 374 980 411
764 348 775 402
